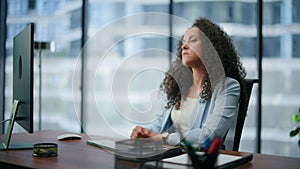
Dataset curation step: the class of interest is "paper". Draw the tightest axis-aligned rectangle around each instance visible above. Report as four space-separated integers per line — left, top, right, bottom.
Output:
162 152 242 168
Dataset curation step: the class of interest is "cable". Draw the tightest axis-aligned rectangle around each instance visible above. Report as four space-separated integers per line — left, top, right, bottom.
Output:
0 119 11 124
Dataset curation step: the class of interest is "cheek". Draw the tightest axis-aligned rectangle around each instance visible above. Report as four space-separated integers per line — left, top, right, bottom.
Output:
190 46 202 60
182 51 201 66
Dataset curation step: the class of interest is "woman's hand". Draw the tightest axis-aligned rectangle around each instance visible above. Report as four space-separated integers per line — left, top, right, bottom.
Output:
130 126 150 138
130 126 161 140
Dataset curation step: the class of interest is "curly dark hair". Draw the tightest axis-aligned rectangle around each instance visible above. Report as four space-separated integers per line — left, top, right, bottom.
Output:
160 17 247 114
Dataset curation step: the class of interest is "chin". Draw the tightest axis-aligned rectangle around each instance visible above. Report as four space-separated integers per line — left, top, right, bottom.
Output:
182 60 191 67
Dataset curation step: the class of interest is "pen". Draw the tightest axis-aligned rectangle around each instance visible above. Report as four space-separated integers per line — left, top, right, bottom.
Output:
204 135 210 150
207 137 222 155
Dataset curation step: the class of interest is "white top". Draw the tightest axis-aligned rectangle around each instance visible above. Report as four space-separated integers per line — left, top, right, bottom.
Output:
171 97 198 132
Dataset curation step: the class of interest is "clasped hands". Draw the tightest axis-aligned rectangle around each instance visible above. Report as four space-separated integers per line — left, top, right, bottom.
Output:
130 126 162 141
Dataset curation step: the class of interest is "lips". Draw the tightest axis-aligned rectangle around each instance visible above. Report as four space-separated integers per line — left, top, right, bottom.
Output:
182 52 189 56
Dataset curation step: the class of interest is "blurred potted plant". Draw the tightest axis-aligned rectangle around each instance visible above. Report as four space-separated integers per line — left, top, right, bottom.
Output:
289 108 300 147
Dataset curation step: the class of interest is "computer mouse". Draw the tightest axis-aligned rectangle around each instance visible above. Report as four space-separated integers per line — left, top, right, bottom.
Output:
57 133 82 141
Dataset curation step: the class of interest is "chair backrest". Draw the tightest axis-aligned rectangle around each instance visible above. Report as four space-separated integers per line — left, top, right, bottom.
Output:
232 79 258 151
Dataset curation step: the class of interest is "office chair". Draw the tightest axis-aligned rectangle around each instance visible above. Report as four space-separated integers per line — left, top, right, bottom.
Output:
232 79 259 151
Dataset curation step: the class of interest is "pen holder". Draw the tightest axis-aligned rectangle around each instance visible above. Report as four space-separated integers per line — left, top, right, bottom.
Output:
189 151 219 169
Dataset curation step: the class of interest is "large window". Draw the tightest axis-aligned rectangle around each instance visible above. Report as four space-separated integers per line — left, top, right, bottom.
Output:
3 0 300 158
6 0 82 132
83 0 170 138
173 0 300 158
262 0 300 157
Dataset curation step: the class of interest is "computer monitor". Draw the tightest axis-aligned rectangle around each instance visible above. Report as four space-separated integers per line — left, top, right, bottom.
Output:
0 23 34 150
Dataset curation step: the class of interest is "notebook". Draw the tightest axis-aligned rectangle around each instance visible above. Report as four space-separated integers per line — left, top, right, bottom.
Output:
87 138 183 161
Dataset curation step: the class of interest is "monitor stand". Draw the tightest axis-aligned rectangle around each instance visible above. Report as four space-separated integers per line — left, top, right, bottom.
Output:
0 100 34 150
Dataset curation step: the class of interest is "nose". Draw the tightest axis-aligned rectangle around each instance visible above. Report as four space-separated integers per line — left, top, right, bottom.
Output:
181 42 189 50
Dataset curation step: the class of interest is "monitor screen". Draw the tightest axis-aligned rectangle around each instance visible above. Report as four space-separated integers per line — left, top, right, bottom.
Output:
13 23 34 133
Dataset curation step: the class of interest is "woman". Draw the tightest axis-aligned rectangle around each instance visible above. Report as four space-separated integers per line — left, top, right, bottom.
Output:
130 17 247 148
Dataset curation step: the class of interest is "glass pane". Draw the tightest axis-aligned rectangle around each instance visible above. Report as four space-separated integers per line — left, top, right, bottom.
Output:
174 0 258 152
83 0 171 138
6 0 82 132
262 0 300 157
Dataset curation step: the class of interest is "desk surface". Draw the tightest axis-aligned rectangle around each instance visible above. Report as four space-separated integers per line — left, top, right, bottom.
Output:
0 130 299 169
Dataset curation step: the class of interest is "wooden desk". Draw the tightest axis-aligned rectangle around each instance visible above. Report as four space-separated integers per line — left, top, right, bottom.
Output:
0 130 114 169
0 130 299 169
221 151 299 169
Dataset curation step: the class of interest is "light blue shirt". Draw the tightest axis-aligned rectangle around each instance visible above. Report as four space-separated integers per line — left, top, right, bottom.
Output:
146 77 240 147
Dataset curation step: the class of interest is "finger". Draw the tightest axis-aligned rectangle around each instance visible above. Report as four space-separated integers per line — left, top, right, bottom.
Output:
131 126 143 138
141 128 150 135
130 128 137 138
137 132 149 138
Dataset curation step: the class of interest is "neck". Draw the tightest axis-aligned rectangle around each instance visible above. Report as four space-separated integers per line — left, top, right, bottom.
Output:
189 67 207 97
